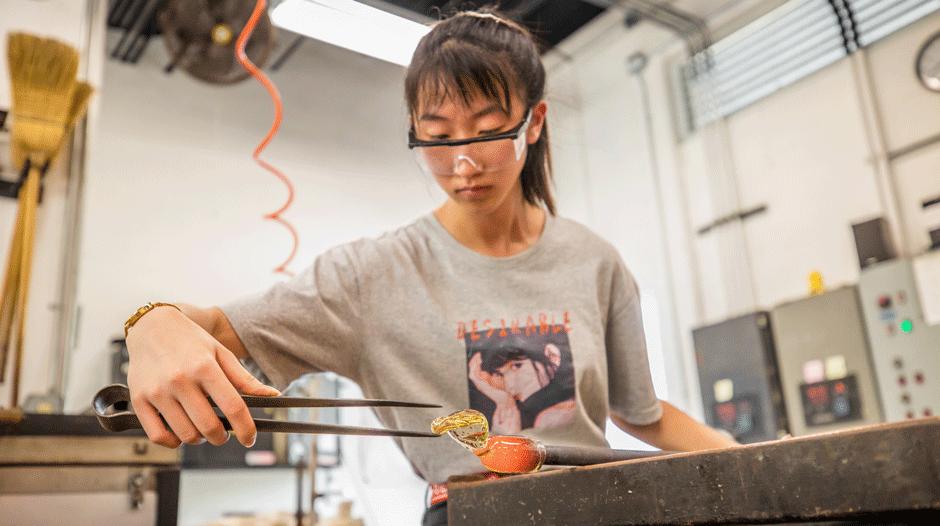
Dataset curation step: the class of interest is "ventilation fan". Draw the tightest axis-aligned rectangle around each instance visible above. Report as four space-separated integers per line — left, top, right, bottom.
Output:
159 0 277 85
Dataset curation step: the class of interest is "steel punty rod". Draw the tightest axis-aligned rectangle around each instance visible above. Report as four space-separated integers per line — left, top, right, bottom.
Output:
543 444 671 466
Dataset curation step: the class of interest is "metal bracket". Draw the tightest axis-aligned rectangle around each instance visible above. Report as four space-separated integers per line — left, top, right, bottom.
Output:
697 204 768 235
128 470 146 510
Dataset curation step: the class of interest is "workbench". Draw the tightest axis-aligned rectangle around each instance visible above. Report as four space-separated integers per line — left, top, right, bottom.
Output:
0 411 181 526
447 417 940 525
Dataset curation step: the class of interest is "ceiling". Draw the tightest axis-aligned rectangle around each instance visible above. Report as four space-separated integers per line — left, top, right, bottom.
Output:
105 0 617 68
105 0 752 75
376 0 611 51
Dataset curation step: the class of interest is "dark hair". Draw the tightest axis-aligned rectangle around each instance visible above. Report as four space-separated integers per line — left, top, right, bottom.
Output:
405 8 556 215
478 346 547 374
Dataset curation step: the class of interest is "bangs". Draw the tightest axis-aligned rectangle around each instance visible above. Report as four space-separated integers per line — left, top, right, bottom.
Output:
409 41 521 117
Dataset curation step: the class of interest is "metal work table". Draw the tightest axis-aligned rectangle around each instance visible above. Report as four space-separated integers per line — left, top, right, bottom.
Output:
0 411 181 526
447 417 940 525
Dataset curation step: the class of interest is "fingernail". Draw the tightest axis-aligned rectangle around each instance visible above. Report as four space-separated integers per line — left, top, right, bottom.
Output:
196 437 207 444
248 433 257 448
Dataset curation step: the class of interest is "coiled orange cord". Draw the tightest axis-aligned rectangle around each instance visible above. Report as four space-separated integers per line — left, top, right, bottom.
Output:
236 0 298 276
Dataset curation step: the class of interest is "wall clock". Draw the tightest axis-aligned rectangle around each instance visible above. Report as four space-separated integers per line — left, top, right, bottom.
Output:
916 29 940 92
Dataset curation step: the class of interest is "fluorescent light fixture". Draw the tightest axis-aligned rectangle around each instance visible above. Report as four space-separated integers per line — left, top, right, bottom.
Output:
270 0 431 66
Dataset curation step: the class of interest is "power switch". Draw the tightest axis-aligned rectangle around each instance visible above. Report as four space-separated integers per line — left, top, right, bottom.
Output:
878 295 892 309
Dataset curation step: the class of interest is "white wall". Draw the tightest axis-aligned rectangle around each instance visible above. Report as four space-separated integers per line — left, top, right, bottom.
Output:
0 0 104 409
7 0 940 522
68 26 442 408
690 11 940 310
1 1 440 523
71 23 441 526
867 13 940 252
546 9 711 423
547 1 940 424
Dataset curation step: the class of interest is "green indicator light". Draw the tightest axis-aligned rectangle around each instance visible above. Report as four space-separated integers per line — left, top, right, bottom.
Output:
900 320 913 333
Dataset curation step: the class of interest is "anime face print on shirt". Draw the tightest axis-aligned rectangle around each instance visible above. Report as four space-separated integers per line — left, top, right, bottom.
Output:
462 319 576 435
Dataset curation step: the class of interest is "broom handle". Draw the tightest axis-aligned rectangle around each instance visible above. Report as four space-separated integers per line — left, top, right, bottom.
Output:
0 167 28 382
9 165 40 409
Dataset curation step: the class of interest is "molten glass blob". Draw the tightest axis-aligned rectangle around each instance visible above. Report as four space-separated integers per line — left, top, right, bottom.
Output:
432 409 547 474
431 409 490 451
473 435 546 474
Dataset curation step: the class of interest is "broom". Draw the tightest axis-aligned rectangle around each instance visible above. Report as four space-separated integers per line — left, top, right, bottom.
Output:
1 32 90 408
0 81 94 382
0 80 92 387
2 81 92 399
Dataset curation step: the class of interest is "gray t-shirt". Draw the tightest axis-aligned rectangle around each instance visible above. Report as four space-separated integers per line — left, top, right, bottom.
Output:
220 212 662 483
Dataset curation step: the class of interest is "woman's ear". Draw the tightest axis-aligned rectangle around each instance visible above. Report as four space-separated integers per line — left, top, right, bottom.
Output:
526 100 548 145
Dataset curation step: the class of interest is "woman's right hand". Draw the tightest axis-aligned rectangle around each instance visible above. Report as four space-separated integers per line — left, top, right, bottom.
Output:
124 304 280 449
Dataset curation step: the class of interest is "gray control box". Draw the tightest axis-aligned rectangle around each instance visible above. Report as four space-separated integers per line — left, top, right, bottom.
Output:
858 258 940 421
692 312 788 443
770 286 883 436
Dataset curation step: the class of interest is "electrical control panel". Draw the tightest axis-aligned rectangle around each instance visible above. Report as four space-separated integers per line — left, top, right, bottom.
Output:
770 286 883 436
799 375 863 427
711 392 765 441
693 312 788 443
858 257 940 422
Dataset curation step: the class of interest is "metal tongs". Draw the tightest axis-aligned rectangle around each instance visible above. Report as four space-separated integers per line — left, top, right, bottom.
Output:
93 384 441 438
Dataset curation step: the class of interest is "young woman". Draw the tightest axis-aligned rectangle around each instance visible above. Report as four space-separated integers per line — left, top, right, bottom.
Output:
123 8 738 526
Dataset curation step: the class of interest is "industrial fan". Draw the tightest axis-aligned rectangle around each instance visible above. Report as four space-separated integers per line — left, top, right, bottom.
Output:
159 0 277 84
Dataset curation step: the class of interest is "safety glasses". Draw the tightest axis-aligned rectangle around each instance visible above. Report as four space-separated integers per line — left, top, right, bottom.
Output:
408 110 532 177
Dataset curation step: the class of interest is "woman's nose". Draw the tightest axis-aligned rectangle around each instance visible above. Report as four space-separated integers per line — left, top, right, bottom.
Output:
453 153 481 177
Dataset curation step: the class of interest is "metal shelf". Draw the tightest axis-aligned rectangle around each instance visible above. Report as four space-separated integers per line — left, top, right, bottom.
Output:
0 118 45 202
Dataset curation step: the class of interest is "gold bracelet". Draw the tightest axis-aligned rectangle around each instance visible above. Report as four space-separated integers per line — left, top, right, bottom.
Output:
124 302 181 337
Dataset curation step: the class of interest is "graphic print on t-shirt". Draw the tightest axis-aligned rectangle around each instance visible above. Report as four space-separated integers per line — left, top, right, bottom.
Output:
464 325 575 435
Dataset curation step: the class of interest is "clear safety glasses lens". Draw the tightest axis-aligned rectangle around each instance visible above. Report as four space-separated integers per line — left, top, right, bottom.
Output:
411 112 531 177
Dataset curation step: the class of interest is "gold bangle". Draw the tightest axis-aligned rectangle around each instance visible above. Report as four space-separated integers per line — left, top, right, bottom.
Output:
124 302 181 337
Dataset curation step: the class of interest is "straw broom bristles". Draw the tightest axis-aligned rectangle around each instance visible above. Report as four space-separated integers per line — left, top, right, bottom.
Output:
9 81 94 171
2 32 90 408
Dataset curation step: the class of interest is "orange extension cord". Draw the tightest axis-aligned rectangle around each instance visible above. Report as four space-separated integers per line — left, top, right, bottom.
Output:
236 0 298 276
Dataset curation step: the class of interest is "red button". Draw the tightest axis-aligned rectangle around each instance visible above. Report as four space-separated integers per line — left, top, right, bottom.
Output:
878 295 891 308
915 372 925 384
907 412 916 419
925 409 933 417
898 376 907 386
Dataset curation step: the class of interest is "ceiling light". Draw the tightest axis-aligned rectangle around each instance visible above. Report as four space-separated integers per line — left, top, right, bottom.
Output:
270 0 431 66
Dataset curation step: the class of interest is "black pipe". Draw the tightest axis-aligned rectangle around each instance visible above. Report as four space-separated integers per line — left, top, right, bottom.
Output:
543 445 671 466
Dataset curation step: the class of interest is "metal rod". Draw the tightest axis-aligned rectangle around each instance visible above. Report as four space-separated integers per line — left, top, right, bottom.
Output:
888 131 940 161
295 459 305 526
543 445 669 466
270 35 306 72
119 0 163 62
110 0 147 58
107 0 132 27
116 0 145 30
49 119 86 404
